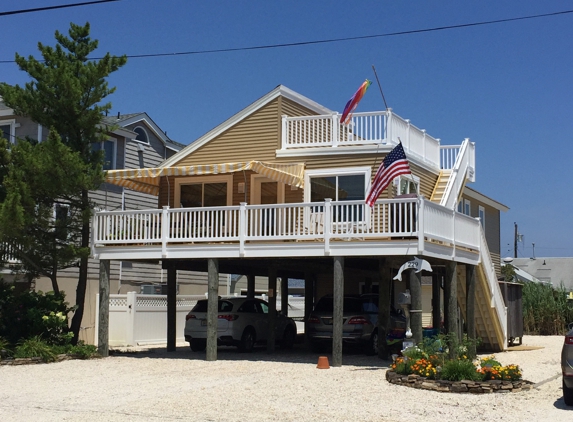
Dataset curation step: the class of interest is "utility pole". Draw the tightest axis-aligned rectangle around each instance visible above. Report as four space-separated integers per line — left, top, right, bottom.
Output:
514 222 518 258
532 243 535 259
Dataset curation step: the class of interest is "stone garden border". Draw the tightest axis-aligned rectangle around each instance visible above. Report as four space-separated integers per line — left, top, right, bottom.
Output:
386 370 535 394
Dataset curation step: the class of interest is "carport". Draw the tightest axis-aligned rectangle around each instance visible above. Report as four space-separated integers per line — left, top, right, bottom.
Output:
97 255 475 366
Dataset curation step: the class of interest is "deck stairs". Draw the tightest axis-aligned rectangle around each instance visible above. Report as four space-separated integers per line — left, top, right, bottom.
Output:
432 140 507 351
457 243 508 352
430 170 452 204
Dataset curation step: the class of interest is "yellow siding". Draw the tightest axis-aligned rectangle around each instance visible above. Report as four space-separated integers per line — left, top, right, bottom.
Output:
175 99 281 165
158 92 441 208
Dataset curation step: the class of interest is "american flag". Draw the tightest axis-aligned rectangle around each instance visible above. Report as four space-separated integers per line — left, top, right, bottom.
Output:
365 142 411 207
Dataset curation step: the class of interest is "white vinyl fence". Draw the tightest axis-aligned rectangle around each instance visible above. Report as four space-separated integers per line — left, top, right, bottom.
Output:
95 292 305 347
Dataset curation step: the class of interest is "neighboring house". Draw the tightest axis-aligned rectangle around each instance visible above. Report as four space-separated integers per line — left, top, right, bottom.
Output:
0 102 222 342
93 85 510 352
509 257 573 291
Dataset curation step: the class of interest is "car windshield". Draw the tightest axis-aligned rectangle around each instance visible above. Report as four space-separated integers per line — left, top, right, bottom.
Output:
191 300 234 312
314 297 363 313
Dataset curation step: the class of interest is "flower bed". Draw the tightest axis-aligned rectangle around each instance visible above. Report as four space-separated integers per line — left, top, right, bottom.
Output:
385 336 534 393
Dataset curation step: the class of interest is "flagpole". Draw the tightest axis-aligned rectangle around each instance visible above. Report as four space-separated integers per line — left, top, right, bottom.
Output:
371 65 388 110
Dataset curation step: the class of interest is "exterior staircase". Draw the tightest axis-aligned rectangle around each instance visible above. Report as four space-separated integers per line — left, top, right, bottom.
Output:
457 233 508 352
430 170 451 204
434 139 507 351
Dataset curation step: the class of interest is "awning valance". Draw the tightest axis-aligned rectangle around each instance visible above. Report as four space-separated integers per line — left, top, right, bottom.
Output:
105 161 305 196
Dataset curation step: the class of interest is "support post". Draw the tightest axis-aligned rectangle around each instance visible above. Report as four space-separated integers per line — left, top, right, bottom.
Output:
97 259 110 357
206 258 219 361
332 256 344 367
466 264 477 358
267 266 277 353
304 271 314 341
377 258 391 359
409 269 423 346
445 261 458 359
281 276 288 317
247 273 255 298
432 272 442 332
166 267 177 352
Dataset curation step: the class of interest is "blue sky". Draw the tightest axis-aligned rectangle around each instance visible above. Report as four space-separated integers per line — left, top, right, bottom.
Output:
1 1 572 258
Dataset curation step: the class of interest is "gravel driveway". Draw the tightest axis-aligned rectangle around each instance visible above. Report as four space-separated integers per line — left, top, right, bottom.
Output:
0 335 570 421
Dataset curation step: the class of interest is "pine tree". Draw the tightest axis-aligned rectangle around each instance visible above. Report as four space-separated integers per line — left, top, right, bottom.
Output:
0 22 126 343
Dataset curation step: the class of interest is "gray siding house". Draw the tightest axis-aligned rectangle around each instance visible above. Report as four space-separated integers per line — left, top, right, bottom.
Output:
0 103 228 343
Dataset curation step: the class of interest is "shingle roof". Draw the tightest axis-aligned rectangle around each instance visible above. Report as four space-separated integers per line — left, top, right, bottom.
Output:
510 257 573 290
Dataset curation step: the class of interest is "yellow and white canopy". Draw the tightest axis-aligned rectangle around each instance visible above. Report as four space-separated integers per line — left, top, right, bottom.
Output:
105 161 305 196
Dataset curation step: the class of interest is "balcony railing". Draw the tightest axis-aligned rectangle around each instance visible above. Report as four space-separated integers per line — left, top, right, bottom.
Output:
91 197 481 257
281 109 462 170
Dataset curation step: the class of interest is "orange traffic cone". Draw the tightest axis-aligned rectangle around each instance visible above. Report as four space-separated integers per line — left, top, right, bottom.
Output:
317 356 330 369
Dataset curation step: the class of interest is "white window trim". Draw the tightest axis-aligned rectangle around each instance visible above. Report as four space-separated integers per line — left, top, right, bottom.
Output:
395 174 420 195
0 119 16 143
133 126 150 144
174 174 233 208
478 205 485 229
463 198 471 216
304 166 371 202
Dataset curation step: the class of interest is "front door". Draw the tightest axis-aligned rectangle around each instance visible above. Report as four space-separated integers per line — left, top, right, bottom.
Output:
251 176 284 236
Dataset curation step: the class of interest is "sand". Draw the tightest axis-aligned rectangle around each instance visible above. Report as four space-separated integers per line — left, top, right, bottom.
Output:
0 335 570 421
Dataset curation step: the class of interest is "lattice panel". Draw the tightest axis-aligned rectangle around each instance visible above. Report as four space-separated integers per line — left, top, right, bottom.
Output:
110 298 128 307
177 299 198 308
136 297 167 307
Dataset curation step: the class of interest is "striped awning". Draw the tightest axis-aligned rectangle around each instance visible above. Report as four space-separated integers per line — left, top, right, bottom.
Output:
105 161 305 196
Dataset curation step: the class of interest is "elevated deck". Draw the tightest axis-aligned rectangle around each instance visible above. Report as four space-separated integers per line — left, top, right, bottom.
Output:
91 197 481 263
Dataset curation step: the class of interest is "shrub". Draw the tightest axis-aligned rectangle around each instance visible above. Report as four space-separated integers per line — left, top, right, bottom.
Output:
14 336 56 362
0 336 12 358
440 359 481 381
67 342 98 359
522 282 573 335
0 282 74 346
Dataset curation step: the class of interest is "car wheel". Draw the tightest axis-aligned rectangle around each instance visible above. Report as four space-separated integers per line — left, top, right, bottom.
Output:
189 339 206 352
281 325 295 349
564 379 573 406
366 329 379 356
239 328 256 353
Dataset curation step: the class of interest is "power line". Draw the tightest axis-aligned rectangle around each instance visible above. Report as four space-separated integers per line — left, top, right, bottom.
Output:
1 8 572 63
0 0 121 17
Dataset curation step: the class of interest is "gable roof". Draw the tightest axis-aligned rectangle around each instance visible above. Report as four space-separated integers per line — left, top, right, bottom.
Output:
464 186 509 212
510 257 573 290
160 85 332 168
102 112 184 151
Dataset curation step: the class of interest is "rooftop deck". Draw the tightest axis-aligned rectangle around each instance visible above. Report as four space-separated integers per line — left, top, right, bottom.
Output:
280 110 471 174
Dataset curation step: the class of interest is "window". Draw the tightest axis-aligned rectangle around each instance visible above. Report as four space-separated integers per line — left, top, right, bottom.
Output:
306 167 370 223
0 120 15 143
464 199 471 216
309 174 366 202
180 182 227 207
53 203 70 240
396 175 419 195
92 138 117 170
478 205 485 229
133 126 149 144
175 175 233 208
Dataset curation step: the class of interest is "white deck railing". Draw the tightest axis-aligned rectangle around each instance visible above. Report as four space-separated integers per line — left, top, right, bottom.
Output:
281 109 457 170
440 139 476 209
92 197 482 255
